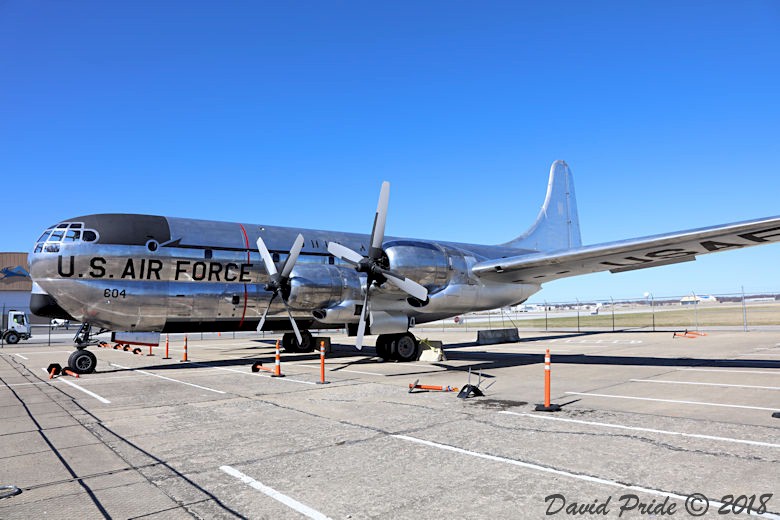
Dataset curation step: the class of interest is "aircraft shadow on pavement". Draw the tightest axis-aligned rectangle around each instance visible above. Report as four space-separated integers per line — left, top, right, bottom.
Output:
92 336 780 378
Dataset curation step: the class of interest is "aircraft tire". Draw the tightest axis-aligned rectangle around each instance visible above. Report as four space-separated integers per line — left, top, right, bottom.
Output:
298 330 314 352
281 333 299 353
68 349 97 374
4 331 20 345
282 331 314 353
394 333 419 362
375 335 394 361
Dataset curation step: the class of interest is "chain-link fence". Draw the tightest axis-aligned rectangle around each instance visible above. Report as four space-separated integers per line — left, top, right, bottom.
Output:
419 291 780 333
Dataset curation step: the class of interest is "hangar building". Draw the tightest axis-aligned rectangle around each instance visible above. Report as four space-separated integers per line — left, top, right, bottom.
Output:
0 252 33 321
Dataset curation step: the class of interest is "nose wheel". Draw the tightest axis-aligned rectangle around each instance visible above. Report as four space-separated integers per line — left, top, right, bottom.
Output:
67 323 101 374
68 349 97 374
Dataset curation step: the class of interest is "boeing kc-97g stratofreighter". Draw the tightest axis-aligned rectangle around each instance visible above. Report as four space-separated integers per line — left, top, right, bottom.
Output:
29 161 780 374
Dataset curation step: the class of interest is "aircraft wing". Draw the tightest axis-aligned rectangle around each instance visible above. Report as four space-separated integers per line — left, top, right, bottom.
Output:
471 216 780 284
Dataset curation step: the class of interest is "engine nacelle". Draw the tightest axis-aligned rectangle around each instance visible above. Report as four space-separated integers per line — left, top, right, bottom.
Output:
369 311 410 335
384 240 450 293
312 302 357 324
287 264 362 311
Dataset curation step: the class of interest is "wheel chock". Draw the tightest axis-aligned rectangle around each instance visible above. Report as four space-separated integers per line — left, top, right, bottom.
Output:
62 368 80 378
251 361 273 373
457 384 484 399
408 379 458 393
772 412 780 419
456 368 487 399
47 363 62 379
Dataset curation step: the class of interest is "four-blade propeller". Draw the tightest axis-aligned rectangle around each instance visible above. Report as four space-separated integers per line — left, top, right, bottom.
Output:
327 181 428 349
256 233 304 345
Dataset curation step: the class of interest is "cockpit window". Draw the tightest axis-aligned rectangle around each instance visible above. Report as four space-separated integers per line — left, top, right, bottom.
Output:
33 222 99 253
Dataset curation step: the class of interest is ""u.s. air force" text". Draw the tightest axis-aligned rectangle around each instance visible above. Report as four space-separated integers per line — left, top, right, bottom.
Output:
57 256 253 282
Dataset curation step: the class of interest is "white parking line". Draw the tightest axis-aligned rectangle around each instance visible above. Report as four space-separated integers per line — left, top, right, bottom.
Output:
2 350 72 355
185 361 318 385
41 368 111 404
630 379 780 390
110 363 226 394
290 363 388 377
393 435 780 519
550 339 643 345
680 368 780 375
337 368 386 376
565 391 778 411
220 465 332 520
13 353 29 360
499 412 780 448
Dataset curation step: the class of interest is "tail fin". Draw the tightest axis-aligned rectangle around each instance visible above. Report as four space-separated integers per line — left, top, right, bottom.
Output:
502 160 581 252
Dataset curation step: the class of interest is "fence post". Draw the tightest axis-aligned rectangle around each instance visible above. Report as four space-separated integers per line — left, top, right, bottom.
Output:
576 298 580 332
741 286 748 332
610 297 615 331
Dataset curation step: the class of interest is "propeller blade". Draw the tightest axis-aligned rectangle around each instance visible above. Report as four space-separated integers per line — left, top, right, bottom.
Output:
369 181 390 255
327 242 363 265
355 289 370 350
383 271 429 301
257 292 277 332
256 237 278 277
282 300 303 346
280 233 304 279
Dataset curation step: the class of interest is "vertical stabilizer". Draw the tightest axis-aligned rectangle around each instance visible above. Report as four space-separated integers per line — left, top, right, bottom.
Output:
503 160 581 252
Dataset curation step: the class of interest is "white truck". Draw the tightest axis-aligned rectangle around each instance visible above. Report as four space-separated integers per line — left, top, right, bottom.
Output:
2 310 32 344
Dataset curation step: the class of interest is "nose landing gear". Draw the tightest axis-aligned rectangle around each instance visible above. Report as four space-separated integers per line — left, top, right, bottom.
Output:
66 323 104 374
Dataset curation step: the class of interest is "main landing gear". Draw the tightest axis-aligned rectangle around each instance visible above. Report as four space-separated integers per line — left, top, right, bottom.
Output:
281 330 314 353
375 332 419 362
66 323 102 374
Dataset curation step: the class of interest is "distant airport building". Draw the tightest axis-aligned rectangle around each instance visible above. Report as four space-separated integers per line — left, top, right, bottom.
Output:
680 294 718 305
0 252 33 319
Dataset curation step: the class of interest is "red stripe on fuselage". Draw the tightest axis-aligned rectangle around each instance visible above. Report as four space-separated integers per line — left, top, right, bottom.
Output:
238 224 250 327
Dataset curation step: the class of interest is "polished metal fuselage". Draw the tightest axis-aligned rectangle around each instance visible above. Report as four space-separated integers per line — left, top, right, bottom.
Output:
29 214 540 333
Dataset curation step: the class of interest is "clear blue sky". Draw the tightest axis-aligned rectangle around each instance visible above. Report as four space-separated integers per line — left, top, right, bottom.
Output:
2 1 778 302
